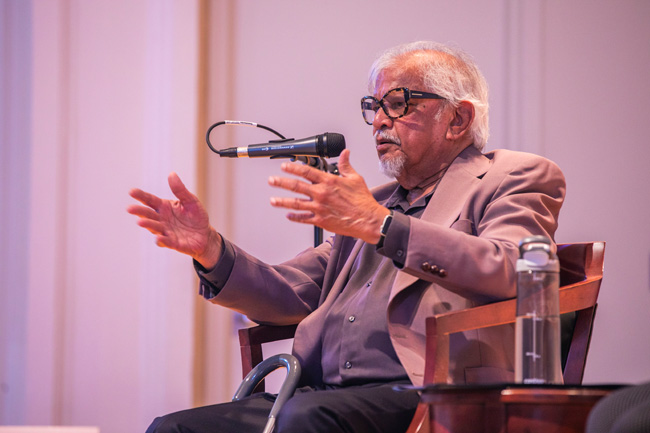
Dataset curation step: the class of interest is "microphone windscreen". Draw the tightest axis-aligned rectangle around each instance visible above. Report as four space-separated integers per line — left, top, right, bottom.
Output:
323 133 346 158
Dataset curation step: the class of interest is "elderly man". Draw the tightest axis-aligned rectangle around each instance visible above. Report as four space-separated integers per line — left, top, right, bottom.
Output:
129 41 565 433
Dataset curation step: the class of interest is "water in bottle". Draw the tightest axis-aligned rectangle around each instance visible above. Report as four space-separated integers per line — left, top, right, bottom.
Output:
515 236 563 385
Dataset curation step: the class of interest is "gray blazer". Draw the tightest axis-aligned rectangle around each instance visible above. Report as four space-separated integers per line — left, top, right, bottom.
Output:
206 146 566 386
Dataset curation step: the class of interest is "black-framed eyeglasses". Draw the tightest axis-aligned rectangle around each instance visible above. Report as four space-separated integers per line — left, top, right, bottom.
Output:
360 87 446 125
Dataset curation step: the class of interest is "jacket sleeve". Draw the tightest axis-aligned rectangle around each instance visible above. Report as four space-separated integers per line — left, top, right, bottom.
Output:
196 236 333 325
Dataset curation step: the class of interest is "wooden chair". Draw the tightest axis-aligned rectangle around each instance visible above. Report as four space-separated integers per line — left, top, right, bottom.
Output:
238 241 605 428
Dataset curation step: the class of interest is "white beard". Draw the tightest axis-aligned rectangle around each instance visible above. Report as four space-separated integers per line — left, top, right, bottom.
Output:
375 129 405 179
379 152 407 179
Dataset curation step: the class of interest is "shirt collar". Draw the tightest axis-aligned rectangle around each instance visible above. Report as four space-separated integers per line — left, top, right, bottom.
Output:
384 184 432 214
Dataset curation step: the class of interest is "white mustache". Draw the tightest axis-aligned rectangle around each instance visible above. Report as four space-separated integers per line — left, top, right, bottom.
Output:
374 130 401 146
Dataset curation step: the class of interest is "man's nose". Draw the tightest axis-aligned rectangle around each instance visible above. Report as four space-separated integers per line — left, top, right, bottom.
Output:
372 108 394 130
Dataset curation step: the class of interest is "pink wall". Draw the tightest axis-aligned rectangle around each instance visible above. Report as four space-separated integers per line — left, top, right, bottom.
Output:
2 1 649 432
543 2 650 383
212 0 650 386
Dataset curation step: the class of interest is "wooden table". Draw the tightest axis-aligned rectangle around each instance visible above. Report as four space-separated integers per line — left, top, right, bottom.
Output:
418 384 621 433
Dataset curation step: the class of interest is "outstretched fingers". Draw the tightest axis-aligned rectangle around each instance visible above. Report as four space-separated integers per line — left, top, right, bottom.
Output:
269 195 314 211
127 184 175 238
129 188 164 212
168 172 197 203
268 175 314 197
334 149 354 176
279 160 328 183
137 218 168 236
126 202 160 220
285 211 316 223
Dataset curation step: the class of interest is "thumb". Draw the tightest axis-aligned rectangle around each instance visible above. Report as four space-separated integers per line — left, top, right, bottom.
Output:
337 149 357 177
168 172 196 202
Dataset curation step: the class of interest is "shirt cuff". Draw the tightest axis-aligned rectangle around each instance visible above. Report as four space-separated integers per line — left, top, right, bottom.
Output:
377 211 409 268
195 239 236 300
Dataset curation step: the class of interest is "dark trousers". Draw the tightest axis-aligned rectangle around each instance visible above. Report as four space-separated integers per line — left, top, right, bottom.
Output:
146 382 420 433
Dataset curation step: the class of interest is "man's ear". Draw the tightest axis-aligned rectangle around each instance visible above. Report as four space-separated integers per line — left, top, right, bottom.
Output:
446 101 475 141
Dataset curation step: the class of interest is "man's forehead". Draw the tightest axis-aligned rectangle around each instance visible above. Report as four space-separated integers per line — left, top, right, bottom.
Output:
374 67 422 96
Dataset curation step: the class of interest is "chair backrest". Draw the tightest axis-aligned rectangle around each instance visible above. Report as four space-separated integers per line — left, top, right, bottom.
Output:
238 324 298 392
426 241 605 385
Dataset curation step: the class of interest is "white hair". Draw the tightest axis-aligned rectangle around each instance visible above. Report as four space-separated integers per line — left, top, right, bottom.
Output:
368 41 490 151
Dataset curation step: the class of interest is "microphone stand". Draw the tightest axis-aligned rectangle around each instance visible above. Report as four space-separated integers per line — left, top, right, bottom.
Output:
290 156 340 247
314 226 323 247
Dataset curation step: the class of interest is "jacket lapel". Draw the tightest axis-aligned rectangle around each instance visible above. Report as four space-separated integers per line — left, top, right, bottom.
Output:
391 146 491 294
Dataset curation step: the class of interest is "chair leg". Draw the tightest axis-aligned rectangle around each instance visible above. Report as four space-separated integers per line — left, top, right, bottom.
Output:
563 305 597 385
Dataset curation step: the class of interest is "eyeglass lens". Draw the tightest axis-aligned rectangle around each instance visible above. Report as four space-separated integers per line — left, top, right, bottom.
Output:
361 88 408 124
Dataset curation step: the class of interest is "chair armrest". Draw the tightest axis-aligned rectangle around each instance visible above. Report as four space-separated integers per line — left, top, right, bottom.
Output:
427 276 602 384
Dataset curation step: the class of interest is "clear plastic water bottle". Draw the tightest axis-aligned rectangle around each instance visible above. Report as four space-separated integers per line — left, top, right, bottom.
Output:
515 236 564 385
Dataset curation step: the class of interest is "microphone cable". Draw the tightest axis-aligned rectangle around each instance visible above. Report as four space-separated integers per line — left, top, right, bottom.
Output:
205 120 286 156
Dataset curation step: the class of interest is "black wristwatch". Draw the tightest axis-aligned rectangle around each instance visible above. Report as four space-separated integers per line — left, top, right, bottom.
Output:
377 210 394 248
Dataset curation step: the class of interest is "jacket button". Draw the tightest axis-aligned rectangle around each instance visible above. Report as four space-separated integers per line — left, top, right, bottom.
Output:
421 262 431 271
438 268 448 278
431 265 439 274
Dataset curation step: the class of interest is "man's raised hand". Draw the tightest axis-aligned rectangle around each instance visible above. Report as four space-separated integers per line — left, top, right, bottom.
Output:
127 172 222 269
268 150 390 244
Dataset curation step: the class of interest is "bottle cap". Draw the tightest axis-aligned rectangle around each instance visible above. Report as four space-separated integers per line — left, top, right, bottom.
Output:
516 236 559 272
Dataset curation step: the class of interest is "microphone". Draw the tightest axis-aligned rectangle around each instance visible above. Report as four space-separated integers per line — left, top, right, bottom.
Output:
217 133 345 159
